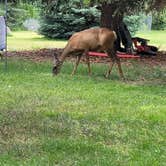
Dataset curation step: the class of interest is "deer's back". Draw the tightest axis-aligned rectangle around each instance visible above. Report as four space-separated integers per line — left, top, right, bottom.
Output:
67 28 116 51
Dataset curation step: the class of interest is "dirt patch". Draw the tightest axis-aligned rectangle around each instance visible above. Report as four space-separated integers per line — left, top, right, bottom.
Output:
6 48 166 67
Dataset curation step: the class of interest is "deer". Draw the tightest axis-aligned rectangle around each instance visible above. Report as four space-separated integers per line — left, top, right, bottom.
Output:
52 27 124 79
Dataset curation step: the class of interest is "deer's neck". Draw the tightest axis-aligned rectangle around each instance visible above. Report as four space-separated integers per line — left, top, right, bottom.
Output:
59 53 66 64
59 45 70 64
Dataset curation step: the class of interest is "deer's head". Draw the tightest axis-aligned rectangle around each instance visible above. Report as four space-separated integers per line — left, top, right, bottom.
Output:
52 53 62 75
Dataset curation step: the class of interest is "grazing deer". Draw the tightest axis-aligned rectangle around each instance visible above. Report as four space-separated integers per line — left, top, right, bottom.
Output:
52 27 124 79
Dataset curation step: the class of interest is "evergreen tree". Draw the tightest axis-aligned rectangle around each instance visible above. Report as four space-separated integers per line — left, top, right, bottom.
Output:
39 0 100 39
40 0 166 40
88 0 166 29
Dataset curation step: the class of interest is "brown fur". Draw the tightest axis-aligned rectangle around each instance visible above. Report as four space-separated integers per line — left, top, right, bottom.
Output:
53 27 124 79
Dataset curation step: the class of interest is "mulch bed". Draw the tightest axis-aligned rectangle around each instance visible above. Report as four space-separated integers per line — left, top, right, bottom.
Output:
6 48 166 67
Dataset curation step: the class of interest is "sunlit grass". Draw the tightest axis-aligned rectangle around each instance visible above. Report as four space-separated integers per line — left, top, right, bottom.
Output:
7 31 67 51
136 30 166 50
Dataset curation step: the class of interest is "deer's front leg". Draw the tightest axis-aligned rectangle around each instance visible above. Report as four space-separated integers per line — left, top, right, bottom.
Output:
106 48 125 80
85 54 92 76
105 49 115 78
105 59 115 78
115 57 125 80
71 55 81 76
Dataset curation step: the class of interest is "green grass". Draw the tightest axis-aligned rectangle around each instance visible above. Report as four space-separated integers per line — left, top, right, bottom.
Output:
7 30 166 51
0 58 165 165
8 31 67 51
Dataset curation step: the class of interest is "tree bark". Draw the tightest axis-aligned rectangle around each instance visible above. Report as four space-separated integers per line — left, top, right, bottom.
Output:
100 3 115 29
100 3 123 50
100 3 123 29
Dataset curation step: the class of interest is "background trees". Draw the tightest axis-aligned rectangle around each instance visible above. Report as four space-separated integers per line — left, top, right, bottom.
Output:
0 0 40 30
39 0 144 38
0 0 166 37
39 0 100 38
89 0 166 29
152 9 166 30
39 0 166 39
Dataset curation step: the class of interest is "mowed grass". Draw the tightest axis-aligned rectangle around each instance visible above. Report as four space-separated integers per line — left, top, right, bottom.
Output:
7 30 166 51
0 58 166 165
7 31 67 51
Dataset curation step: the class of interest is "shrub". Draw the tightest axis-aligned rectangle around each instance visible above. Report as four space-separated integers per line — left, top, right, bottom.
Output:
152 10 166 30
7 5 27 30
6 3 40 31
0 3 5 16
18 3 40 19
40 0 143 39
39 0 100 39
124 14 143 36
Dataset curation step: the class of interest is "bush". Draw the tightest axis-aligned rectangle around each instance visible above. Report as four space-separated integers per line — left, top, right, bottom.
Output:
39 0 100 39
124 14 143 36
7 5 27 30
152 10 166 30
18 3 40 19
6 3 40 31
40 0 143 39
0 3 6 16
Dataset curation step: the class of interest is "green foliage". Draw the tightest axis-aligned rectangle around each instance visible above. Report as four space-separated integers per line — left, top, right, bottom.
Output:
0 9 4 16
0 4 5 16
18 3 40 19
39 0 100 39
86 0 166 13
152 10 166 30
124 14 144 36
6 3 40 31
39 0 146 39
7 5 27 30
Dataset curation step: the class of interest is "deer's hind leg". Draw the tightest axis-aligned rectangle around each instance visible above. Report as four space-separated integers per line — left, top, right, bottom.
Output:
105 59 115 78
106 48 124 79
115 57 124 79
105 49 115 78
84 51 92 76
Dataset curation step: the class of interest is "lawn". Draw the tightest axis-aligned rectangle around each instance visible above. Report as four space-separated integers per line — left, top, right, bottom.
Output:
136 30 166 50
7 31 67 51
1 30 166 165
7 30 166 51
0 57 165 165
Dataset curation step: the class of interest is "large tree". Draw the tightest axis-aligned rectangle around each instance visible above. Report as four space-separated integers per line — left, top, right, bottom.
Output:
87 0 166 29
85 0 166 52
35 0 166 29
39 0 100 38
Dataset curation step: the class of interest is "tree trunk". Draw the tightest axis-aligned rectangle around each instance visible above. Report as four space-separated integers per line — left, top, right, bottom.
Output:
100 4 115 29
100 3 123 50
100 3 133 53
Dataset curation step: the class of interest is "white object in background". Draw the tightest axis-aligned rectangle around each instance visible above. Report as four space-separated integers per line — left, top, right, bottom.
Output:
23 18 40 31
0 16 6 50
